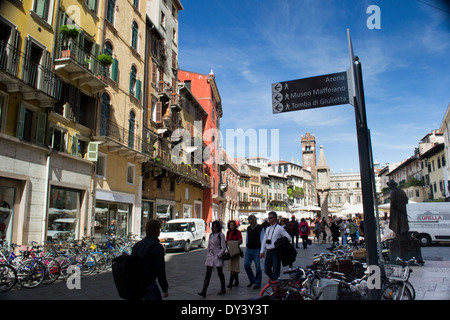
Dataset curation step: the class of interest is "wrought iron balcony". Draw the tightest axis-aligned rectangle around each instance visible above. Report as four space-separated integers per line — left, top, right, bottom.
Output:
0 41 62 105
95 118 150 163
54 38 108 93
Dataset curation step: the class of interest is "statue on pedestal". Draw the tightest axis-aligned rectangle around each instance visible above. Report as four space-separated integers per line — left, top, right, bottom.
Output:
387 180 409 238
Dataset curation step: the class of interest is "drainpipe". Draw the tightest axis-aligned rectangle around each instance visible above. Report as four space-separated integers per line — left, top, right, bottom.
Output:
41 147 52 244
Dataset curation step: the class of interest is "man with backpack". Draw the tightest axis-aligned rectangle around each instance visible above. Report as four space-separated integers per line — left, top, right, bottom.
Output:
287 215 300 248
130 219 168 300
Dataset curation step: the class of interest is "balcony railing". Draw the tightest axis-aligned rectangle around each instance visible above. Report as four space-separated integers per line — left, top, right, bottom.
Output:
55 38 109 79
98 118 145 153
0 41 62 100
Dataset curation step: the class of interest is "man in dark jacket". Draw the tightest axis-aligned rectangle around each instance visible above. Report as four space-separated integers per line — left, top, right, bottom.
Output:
244 215 264 289
131 219 168 300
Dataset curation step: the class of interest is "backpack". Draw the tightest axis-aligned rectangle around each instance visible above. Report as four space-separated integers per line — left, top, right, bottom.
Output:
112 254 147 300
288 221 296 233
112 241 157 300
301 224 308 234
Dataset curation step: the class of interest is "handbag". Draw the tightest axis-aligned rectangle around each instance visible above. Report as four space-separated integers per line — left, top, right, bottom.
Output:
222 251 231 261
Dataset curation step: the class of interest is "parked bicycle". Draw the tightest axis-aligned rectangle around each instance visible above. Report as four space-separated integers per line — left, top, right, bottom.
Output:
380 257 416 300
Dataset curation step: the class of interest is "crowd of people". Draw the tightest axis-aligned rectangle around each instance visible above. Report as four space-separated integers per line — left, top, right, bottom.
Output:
128 213 365 300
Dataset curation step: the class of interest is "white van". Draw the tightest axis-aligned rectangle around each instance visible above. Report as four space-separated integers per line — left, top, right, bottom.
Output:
159 218 206 252
407 202 450 246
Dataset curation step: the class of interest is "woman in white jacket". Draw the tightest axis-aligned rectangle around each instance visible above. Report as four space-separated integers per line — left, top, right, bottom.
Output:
198 220 226 297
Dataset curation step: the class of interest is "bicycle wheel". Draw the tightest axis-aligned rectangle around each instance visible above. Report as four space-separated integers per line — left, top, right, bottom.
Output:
56 256 71 279
42 257 61 284
81 254 96 276
17 260 45 288
285 289 316 300
380 282 413 300
0 263 17 292
92 252 107 273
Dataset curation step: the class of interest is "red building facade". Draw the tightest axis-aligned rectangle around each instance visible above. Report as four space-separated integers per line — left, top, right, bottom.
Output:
178 70 223 230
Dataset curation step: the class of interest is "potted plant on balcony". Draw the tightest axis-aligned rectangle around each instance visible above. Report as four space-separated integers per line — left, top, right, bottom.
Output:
59 25 79 59
96 53 113 82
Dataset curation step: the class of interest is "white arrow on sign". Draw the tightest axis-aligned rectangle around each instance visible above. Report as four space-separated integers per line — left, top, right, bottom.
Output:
272 83 283 93
273 103 284 113
273 93 283 102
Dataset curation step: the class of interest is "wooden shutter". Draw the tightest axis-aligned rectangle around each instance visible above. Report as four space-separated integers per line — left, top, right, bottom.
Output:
155 102 162 123
111 58 118 82
35 111 47 146
151 62 157 85
71 135 79 156
91 43 100 75
136 79 141 101
86 0 96 12
87 141 99 161
21 37 31 83
7 27 20 76
16 103 25 139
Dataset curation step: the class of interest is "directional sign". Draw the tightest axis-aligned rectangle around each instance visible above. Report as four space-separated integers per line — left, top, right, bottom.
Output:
272 71 350 114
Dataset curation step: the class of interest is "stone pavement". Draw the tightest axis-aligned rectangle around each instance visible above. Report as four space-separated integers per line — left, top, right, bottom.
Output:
1 236 449 301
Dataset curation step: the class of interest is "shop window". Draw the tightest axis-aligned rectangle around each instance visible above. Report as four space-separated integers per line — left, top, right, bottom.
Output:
47 187 80 241
0 185 15 242
94 202 130 238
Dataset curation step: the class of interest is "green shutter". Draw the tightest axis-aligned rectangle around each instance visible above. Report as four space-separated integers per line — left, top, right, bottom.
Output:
111 58 118 82
87 142 99 161
129 72 133 95
87 0 96 12
16 103 25 140
35 111 47 146
136 79 141 101
91 43 100 75
72 135 79 156
34 0 48 20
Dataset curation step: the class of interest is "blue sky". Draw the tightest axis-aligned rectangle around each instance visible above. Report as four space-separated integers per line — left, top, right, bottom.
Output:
178 0 450 173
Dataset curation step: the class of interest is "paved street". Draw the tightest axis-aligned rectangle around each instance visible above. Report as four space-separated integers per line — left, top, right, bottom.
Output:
1 233 449 301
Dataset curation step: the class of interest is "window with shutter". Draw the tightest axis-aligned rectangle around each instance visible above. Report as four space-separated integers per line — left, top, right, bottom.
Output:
35 111 47 146
107 0 115 24
151 62 157 85
155 102 162 123
136 80 141 101
87 141 99 162
33 0 49 21
111 58 118 82
131 21 138 50
71 135 79 156
86 0 97 13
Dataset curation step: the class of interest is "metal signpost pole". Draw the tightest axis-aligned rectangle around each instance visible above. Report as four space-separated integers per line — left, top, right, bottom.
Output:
353 58 380 300
347 29 379 299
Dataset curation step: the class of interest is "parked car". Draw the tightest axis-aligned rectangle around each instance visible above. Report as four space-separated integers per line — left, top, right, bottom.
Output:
159 218 206 252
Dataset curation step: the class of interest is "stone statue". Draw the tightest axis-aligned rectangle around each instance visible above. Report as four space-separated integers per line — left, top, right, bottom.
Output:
387 180 409 237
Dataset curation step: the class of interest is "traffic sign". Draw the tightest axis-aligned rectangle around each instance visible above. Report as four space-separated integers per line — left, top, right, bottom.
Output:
272 71 350 114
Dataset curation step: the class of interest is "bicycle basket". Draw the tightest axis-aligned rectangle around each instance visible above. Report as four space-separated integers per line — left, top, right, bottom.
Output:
384 264 408 281
312 278 339 300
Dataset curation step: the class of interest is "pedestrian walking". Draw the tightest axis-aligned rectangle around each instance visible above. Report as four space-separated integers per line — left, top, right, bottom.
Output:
260 211 292 281
287 215 300 248
349 217 358 243
198 220 226 297
299 218 310 249
131 219 168 300
314 218 320 242
280 218 293 269
226 220 242 289
244 215 264 290
330 218 341 249
319 218 328 242
339 218 350 245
